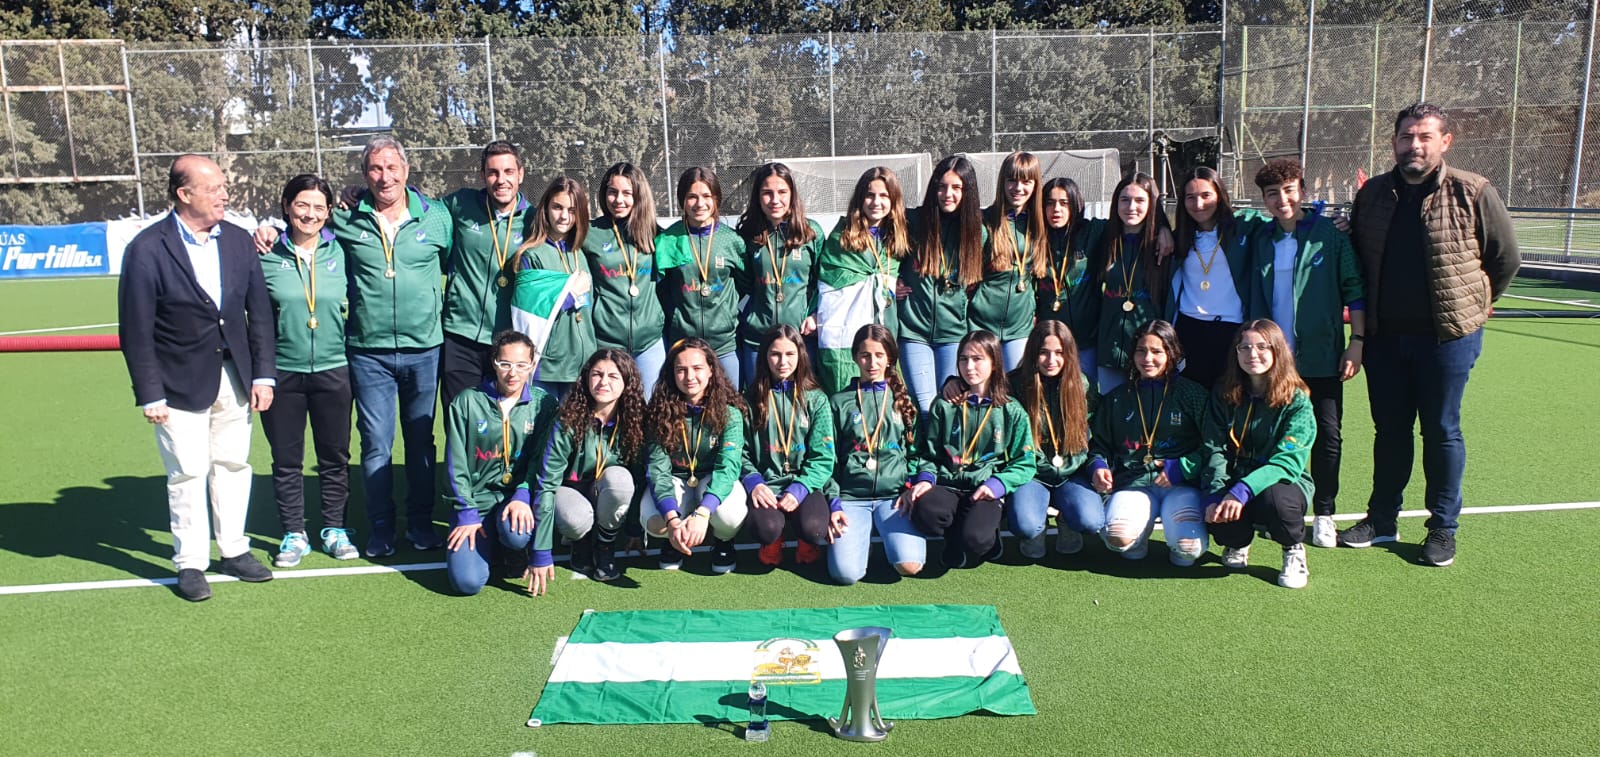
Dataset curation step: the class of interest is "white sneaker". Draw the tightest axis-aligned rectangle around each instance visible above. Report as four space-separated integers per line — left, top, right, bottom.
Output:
1019 533 1047 559
1311 516 1337 548
1278 544 1309 589
1055 529 1084 555
1222 545 1251 569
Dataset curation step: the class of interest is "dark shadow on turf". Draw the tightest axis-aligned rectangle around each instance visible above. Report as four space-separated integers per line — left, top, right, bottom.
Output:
706 695 839 737
0 475 187 580
1037 538 1229 581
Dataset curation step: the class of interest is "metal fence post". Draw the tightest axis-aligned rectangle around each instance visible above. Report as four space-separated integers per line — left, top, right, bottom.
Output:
657 33 673 216
1147 28 1155 175
828 31 836 158
119 43 145 216
1506 21 1522 206
1420 0 1435 101
1367 24 1380 183
990 28 998 152
484 36 498 139
1565 0 1598 263
1217 0 1230 141
1237 24 1249 188
1299 0 1316 168
307 39 323 176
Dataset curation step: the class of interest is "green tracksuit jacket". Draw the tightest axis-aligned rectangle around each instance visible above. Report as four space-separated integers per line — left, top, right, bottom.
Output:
332 187 453 351
1089 376 1209 489
259 230 348 373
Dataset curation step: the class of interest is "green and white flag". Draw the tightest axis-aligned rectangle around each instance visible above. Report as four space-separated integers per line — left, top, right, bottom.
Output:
815 237 897 395
510 267 590 363
530 604 1035 726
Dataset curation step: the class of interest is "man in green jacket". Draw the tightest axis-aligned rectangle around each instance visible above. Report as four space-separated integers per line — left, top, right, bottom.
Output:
1338 102 1520 567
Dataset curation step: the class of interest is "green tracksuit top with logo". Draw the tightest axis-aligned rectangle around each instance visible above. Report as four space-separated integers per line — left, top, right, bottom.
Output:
519 240 597 383
441 189 532 346
911 395 1037 495
445 382 558 528
661 221 746 356
740 383 835 500
332 187 453 351
1200 388 1317 502
969 208 1038 341
1093 233 1162 372
739 220 825 350
830 380 916 501
583 217 664 355
259 230 348 374
900 212 980 345
646 403 746 515
1038 219 1106 346
1007 369 1099 486
1089 377 1209 489
1246 216 1365 379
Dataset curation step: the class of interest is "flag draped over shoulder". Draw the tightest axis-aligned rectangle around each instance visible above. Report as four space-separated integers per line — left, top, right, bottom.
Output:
654 224 694 271
529 604 1035 726
816 237 897 394
510 267 590 361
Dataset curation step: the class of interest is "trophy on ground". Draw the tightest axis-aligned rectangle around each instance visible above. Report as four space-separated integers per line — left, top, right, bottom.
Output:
828 626 893 742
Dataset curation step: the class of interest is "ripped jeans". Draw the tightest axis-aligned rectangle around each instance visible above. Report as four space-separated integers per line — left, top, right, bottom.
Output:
1102 485 1207 563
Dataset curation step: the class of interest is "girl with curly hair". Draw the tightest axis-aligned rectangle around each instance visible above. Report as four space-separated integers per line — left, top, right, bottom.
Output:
742 324 836 567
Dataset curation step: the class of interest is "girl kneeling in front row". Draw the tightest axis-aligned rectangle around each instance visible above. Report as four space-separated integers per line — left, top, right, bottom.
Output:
743 324 836 566
1088 320 1209 565
903 330 1037 568
641 337 749 573
532 348 647 582
1201 319 1316 589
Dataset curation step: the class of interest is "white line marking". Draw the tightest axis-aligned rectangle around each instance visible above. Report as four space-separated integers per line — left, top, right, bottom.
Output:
3 502 1597 596
1500 294 1600 310
0 322 118 336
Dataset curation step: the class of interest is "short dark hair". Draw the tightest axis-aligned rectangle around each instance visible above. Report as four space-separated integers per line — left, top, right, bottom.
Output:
492 329 536 361
1254 158 1304 191
166 154 204 204
1393 102 1451 136
480 140 522 171
1129 319 1184 381
280 174 334 216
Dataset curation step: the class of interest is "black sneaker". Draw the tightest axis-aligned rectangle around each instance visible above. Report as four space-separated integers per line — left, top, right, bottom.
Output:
982 531 1005 563
592 539 620 582
569 535 595 575
710 540 737 574
1336 518 1398 549
218 552 274 582
1421 529 1456 567
176 568 211 601
658 547 684 571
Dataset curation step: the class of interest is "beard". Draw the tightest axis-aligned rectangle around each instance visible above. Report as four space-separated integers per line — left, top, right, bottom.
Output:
1398 153 1432 177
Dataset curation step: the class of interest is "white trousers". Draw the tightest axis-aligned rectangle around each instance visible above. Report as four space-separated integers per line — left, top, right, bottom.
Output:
155 363 254 571
641 477 749 542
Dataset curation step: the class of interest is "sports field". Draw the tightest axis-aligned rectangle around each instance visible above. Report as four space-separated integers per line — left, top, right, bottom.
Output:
2 276 1597 756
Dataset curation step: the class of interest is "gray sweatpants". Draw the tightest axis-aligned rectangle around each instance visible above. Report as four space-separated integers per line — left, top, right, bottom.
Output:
553 466 636 540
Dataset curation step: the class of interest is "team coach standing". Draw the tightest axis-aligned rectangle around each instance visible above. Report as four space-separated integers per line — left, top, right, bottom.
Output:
1337 103 1520 566
119 154 278 601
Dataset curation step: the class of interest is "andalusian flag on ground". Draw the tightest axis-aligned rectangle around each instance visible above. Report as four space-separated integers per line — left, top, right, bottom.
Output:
816 242 898 395
510 267 590 362
530 604 1034 726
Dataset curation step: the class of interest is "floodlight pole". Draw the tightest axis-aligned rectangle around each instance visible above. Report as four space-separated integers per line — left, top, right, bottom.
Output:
1420 0 1435 101
1565 0 1598 263
1299 0 1316 168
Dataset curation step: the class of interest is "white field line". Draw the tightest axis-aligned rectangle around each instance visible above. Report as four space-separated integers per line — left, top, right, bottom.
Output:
0 322 118 336
2 501 1597 597
1499 293 1600 309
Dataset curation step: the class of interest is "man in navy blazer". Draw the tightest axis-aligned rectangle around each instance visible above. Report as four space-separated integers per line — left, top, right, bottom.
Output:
118 154 279 601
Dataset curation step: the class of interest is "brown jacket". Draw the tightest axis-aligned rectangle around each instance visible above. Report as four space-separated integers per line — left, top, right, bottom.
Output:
1350 163 1520 340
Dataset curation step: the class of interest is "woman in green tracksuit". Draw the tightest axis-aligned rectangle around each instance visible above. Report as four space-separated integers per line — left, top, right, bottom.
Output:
658 167 746 384
584 162 667 397
814 166 912 395
975 151 1049 370
1037 177 1105 380
1007 320 1102 559
742 324 835 567
1086 172 1174 395
735 163 826 382
1201 319 1317 589
511 176 596 400
901 330 1038 569
901 154 984 412
444 330 559 597
642 337 749 573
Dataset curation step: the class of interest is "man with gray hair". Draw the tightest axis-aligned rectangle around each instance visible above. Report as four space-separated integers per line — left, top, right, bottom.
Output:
333 136 455 557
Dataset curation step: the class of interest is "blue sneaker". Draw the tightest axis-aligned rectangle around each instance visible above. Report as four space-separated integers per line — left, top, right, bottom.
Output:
321 528 359 560
407 524 445 551
274 532 311 568
365 526 396 558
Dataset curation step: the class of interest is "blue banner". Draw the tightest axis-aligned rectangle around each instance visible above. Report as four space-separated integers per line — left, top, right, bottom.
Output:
0 223 110 279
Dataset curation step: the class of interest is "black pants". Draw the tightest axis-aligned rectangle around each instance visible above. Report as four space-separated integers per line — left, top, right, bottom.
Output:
261 366 353 533
1207 481 1307 548
748 491 832 546
909 485 1005 560
1175 314 1242 391
440 332 493 419
1304 375 1343 516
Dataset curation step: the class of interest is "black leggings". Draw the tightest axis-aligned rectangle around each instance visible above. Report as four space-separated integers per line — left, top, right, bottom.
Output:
746 491 832 546
1206 481 1307 548
909 485 1005 559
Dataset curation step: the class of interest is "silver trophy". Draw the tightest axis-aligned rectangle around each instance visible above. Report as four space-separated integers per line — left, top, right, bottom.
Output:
828 626 893 742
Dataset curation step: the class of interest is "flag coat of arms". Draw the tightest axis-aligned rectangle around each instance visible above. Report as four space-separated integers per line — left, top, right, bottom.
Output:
530 604 1035 725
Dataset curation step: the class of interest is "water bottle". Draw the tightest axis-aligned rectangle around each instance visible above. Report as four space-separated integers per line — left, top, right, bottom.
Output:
745 680 769 742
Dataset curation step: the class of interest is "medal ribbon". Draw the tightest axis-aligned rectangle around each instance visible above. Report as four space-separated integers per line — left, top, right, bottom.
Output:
680 410 707 483
957 401 996 467
1227 398 1256 467
291 239 317 324
689 226 715 290
486 199 512 280
856 382 890 458
770 386 799 471
1135 380 1170 466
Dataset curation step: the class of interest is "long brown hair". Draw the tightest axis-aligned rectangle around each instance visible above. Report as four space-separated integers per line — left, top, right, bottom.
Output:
1095 172 1169 307
646 337 748 452
987 151 1049 278
1174 166 1236 266
1013 321 1088 454
853 324 919 445
940 330 1011 405
838 166 910 257
512 176 589 272
558 348 647 465
915 154 984 287
736 162 817 254
1218 319 1308 408
747 324 820 427
599 162 657 254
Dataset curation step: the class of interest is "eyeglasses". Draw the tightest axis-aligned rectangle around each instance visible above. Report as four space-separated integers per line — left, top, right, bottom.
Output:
1236 343 1273 354
493 360 533 372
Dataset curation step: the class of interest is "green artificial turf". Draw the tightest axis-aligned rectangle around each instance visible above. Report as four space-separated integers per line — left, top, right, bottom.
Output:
2 277 1598 755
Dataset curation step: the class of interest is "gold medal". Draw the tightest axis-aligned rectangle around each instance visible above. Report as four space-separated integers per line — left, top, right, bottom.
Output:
701 285 712 297
629 284 640 297
497 275 509 288
1143 454 1154 467
385 268 396 279
307 316 319 330
1052 454 1065 468
575 312 583 323
1122 300 1135 312
1052 301 1062 312
775 291 785 303
687 475 699 488
1200 279 1211 291
501 471 513 485
1016 281 1027 293
864 457 878 471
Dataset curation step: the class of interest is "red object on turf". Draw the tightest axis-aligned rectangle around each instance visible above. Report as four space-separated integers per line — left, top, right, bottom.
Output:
795 541 822 565
0 334 121 352
757 541 783 566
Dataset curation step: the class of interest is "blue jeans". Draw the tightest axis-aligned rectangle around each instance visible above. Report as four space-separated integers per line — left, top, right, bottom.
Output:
1363 329 1483 532
718 350 740 388
829 497 927 586
1001 338 1027 372
349 347 439 533
1011 478 1105 538
1103 485 1206 561
1097 365 1126 397
445 505 532 595
633 338 666 399
1078 347 1098 392
901 340 959 413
